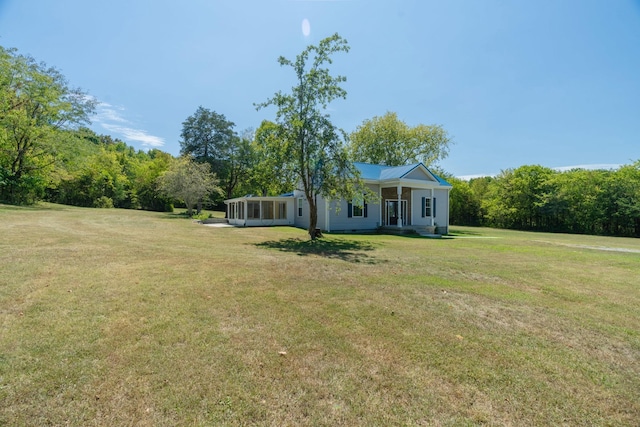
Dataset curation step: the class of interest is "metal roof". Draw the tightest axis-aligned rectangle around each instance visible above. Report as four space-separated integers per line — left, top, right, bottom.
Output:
354 162 452 186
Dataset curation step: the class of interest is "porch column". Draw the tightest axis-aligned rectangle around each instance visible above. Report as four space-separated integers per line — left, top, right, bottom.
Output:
397 185 403 228
431 188 434 225
378 186 382 227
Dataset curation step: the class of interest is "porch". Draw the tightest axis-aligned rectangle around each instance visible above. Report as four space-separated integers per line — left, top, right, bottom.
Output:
379 186 437 228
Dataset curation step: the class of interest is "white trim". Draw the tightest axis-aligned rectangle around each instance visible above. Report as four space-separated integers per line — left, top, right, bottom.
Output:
378 186 382 227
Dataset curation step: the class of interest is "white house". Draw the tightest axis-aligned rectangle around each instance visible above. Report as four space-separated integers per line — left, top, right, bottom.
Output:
224 162 452 234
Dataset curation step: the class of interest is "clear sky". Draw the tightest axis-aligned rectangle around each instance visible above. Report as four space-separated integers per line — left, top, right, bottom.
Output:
1 0 639 177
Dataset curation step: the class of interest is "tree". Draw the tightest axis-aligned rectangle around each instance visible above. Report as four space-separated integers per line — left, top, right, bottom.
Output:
0 45 95 204
248 120 297 196
483 165 554 230
349 111 451 167
157 156 221 217
179 106 244 203
256 33 365 240
131 149 174 212
446 176 481 226
221 129 254 200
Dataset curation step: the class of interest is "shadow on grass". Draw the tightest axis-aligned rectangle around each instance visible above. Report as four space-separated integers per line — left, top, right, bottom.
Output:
447 228 484 237
255 237 381 264
0 202 68 211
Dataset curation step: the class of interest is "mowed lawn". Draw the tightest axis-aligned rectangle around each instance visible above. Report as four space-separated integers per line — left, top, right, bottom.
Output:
1 204 638 426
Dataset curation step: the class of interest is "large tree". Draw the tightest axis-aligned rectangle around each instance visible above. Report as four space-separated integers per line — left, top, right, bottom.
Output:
179 107 248 202
0 46 95 203
349 111 451 167
256 33 364 240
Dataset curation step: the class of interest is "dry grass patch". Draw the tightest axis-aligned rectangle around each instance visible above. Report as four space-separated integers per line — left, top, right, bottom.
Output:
1 205 639 425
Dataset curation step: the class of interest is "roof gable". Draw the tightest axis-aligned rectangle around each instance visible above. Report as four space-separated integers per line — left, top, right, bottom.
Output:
354 162 451 186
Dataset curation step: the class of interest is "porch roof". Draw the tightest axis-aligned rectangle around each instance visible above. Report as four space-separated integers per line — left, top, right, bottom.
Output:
354 162 452 187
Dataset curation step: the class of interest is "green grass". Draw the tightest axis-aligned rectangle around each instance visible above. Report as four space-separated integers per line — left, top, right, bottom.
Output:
1 203 639 426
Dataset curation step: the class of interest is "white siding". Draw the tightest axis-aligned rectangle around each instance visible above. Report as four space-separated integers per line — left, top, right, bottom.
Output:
325 184 381 231
293 191 310 230
411 189 433 226
433 188 449 229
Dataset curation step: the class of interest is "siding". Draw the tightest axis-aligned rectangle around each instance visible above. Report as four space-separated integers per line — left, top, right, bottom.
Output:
293 191 310 230
404 167 436 181
433 188 449 228
411 189 433 226
326 199 380 231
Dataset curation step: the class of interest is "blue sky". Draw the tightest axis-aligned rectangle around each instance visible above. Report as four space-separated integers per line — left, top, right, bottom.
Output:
1 0 639 177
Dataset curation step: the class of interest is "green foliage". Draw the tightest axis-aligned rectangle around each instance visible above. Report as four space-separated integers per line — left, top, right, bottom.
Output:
0 45 95 204
247 120 297 196
349 111 452 166
459 163 640 237
447 176 482 226
256 33 367 239
93 196 114 208
179 107 251 202
157 156 222 217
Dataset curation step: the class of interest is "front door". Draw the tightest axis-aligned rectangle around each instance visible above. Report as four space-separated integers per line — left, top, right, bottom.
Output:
386 200 407 226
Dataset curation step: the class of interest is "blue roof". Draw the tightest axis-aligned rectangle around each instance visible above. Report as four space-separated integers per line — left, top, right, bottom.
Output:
354 162 452 187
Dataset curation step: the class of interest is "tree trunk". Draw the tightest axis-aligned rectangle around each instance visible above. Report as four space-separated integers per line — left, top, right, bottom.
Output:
307 196 319 240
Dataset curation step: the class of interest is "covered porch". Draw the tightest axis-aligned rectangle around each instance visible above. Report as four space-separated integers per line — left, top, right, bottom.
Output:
379 185 438 230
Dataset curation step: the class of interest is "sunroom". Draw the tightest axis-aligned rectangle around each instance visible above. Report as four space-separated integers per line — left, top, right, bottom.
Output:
224 196 295 227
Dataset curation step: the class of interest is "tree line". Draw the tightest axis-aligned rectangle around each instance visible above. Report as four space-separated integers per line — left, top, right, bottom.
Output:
447 163 640 237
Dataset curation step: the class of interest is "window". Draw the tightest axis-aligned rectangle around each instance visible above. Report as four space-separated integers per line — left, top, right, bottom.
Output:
276 201 287 219
433 197 436 217
422 197 431 217
298 197 304 217
229 202 235 219
238 202 244 219
247 201 260 219
348 200 367 218
261 201 274 219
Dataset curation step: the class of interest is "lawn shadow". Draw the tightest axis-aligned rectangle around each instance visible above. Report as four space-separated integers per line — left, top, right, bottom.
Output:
255 237 381 264
165 211 198 220
0 202 68 211
446 229 484 237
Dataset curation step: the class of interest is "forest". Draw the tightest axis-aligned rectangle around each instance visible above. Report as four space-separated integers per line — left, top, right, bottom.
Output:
2 43 639 237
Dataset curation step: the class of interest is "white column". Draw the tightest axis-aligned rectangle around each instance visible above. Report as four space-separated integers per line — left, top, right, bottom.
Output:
397 185 403 228
410 189 414 226
431 188 434 226
378 186 382 227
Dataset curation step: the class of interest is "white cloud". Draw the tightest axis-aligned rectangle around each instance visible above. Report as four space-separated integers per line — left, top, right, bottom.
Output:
92 99 165 149
100 123 165 148
456 164 623 180
553 164 621 172
456 174 494 181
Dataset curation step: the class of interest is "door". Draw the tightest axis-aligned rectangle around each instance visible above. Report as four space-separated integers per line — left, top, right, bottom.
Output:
386 200 407 226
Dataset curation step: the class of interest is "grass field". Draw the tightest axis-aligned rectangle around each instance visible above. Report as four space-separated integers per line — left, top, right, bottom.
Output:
1 203 639 426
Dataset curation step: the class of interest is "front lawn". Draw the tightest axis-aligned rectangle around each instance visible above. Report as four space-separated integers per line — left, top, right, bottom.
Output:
1 204 638 425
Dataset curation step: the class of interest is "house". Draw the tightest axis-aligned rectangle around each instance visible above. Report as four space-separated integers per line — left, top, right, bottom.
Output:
224 162 452 234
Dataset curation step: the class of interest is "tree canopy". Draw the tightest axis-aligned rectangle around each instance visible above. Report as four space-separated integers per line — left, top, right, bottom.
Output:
0 46 95 203
256 33 365 239
157 156 221 217
248 120 297 197
179 106 252 202
349 111 451 167
449 163 640 237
